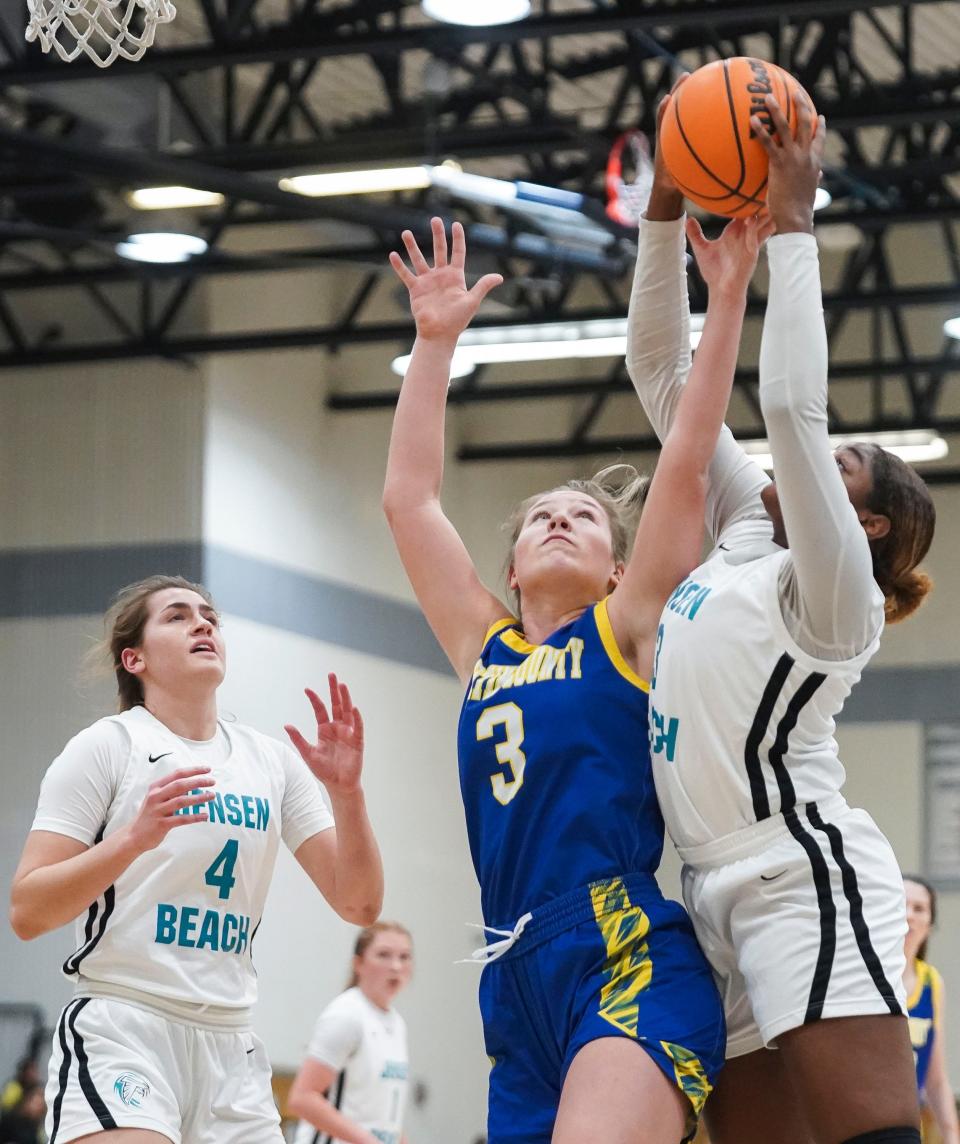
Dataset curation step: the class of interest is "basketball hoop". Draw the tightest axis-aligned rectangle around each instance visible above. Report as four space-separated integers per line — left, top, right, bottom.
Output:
606 130 655 229
25 0 177 68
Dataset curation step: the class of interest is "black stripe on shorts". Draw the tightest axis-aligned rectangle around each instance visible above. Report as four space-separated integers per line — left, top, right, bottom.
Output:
744 654 794 820
807 803 902 1015
67 997 117 1130
49 999 79 1144
784 808 838 1023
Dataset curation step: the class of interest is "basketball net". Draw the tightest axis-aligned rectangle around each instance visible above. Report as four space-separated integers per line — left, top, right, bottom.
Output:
606 129 655 228
25 0 177 67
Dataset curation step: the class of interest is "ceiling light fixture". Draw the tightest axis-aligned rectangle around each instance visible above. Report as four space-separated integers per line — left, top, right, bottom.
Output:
944 316 960 340
116 232 209 264
421 0 531 26
391 315 706 378
127 186 225 210
741 429 948 471
280 167 433 197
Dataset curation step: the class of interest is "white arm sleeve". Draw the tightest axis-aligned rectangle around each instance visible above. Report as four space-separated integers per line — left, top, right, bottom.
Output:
305 996 362 1071
279 744 335 854
760 234 884 657
31 720 129 844
626 216 771 544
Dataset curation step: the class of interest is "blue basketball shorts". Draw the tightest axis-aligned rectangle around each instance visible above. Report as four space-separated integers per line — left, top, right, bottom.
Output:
478 873 726 1144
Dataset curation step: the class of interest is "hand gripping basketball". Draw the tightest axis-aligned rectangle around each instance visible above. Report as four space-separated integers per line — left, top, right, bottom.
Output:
750 94 826 234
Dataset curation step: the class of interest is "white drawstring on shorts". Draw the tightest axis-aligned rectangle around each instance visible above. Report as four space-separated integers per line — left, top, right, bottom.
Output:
457 912 533 965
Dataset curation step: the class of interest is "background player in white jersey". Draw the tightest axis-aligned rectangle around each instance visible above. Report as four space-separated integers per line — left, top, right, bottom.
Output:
289 921 412 1144
627 88 936 1144
9 574 384 1144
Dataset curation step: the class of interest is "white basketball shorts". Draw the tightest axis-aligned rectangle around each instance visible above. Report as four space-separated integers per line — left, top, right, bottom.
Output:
678 795 908 1059
45 996 283 1144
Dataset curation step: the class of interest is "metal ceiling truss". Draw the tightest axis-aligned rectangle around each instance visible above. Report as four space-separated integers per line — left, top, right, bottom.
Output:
0 1 957 474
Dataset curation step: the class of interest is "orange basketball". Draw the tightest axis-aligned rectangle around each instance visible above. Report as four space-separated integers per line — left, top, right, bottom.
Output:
660 57 815 218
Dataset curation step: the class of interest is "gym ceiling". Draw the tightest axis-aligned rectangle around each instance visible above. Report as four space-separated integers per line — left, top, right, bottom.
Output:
0 1 958 475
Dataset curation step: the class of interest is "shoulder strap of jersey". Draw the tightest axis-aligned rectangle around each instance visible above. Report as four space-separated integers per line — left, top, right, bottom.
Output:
482 616 519 651
593 598 649 692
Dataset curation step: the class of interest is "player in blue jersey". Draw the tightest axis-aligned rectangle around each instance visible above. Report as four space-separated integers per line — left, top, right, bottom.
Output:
903 875 959 1144
383 213 772 1144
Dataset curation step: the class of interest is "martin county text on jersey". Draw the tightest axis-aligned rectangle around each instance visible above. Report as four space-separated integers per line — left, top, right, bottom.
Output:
153 786 270 956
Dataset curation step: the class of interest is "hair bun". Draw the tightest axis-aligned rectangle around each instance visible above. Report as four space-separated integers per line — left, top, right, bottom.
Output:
884 568 933 625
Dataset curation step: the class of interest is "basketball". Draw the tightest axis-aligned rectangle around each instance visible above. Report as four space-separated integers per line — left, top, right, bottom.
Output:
660 57 815 218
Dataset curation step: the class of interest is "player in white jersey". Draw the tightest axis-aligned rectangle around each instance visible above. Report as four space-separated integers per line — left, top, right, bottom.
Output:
289 921 412 1144
627 88 936 1144
10 575 384 1144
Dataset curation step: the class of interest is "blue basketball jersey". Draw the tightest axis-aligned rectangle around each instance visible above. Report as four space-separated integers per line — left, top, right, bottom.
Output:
457 599 663 927
908 958 941 1093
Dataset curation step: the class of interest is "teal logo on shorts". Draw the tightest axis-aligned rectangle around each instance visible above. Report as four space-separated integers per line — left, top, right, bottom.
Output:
114 1072 150 1108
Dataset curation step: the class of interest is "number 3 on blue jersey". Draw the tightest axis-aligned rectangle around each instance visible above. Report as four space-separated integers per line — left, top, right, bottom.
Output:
205 839 239 900
477 702 526 805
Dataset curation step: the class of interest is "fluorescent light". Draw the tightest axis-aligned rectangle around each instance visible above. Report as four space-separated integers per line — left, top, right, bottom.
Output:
281 167 432 197
391 315 705 377
116 232 208 263
945 316 960 340
814 187 832 211
742 429 948 471
422 0 530 25
127 186 225 210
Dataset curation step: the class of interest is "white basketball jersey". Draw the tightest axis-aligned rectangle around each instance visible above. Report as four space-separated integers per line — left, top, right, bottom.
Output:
32 706 333 1018
649 544 881 852
292 987 408 1144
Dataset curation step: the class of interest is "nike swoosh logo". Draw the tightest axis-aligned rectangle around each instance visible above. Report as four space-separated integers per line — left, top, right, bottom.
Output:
718 543 730 551
760 871 788 882
148 752 172 764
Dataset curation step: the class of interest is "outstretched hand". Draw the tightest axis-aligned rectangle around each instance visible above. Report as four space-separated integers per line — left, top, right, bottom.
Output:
686 212 776 299
285 674 365 797
750 93 826 234
389 217 503 345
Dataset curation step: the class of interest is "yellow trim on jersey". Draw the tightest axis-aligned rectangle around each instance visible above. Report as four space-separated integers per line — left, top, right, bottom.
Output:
594 597 650 692
590 877 653 1038
483 617 518 649
930 962 945 1032
907 957 932 1012
500 628 540 656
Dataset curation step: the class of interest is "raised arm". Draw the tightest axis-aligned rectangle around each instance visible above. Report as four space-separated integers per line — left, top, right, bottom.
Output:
287 676 382 927
382 219 507 683
608 212 773 671
627 87 771 544
754 96 883 657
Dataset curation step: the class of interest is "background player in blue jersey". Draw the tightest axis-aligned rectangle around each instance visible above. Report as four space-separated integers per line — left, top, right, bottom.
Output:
383 213 772 1144
902 875 959 1144
10 575 383 1144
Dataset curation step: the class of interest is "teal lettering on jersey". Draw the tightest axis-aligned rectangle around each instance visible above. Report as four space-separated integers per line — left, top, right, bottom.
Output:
666 579 711 620
650 706 680 763
154 903 251 955
176 790 270 832
380 1061 408 1080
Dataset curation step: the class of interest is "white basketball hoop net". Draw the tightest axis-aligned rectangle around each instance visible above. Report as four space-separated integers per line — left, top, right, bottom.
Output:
25 0 177 68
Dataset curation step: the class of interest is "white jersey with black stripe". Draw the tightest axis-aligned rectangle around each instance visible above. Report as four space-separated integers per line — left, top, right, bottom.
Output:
292 988 408 1144
649 543 881 852
31 706 333 1019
